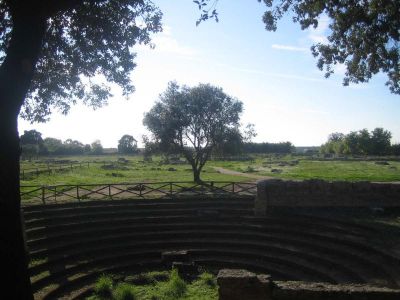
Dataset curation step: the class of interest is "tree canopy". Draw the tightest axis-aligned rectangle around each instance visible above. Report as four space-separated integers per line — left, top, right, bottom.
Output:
19 129 44 158
320 127 393 155
198 0 400 94
0 0 162 122
118 134 138 154
143 82 243 182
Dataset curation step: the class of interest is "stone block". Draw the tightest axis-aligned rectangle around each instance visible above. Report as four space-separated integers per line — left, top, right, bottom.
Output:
273 281 400 300
217 269 273 300
161 250 191 266
352 181 371 192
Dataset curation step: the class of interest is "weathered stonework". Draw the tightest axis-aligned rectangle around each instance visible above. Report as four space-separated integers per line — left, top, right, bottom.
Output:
161 250 191 266
273 281 400 300
217 269 400 300
217 269 273 300
255 179 400 214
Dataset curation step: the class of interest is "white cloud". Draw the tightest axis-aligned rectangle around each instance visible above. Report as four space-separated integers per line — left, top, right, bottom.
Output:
136 25 197 57
271 44 308 52
162 25 172 36
308 34 328 44
301 108 329 115
333 63 347 75
307 15 330 44
235 67 324 83
152 35 197 56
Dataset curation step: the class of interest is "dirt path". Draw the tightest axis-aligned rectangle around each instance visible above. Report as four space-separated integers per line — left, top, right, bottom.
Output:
213 166 274 181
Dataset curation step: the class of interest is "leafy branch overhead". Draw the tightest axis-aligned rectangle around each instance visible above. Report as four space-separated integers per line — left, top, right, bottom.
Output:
0 1 163 122
193 0 219 26
195 0 400 95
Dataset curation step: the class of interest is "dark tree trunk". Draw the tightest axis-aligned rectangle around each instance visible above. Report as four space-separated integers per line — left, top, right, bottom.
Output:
193 168 202 183
0 8 46 299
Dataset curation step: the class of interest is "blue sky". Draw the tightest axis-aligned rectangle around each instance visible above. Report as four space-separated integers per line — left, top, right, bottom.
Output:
18 0 400 147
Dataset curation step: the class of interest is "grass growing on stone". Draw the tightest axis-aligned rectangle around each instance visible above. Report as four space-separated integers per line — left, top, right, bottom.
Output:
87 269 218 300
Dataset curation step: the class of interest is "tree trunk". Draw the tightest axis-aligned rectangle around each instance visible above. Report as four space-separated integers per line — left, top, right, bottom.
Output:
193 168 202 183
0 10 46 300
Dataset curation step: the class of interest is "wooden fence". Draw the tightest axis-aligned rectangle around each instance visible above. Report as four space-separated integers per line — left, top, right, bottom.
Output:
20 162 91 180
20 181 257 205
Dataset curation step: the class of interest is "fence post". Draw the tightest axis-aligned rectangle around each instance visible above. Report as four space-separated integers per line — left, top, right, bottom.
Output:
42 186 45 205
232 182 235 194
169 182 173 197
109 184 112 199
54 186 57 203
77 185 80 203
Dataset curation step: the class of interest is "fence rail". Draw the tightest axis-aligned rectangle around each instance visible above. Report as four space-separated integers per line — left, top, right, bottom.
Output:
20 162 91 180
20 181 257 206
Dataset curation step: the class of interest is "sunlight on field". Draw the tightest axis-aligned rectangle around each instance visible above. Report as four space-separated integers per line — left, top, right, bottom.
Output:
20 154 400 187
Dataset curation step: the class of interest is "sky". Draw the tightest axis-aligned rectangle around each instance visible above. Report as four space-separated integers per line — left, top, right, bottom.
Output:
18 0 400 148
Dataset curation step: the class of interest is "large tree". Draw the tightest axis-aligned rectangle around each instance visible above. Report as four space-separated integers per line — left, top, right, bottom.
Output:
143 82 243 182
370 127 392 155
118 134 138 154
0 1 161 298
199 0 400 95
19 129 45 158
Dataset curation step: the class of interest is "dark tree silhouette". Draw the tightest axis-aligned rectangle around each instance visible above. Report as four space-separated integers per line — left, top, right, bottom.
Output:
20 129 45 158
118 134 138 154
143 82 243 182
0 1 161 298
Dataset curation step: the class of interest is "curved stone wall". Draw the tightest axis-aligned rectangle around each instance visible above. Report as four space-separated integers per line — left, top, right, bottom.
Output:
256 179 400 215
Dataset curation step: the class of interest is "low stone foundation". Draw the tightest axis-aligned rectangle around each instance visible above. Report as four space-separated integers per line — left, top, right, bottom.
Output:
217 269 400 300
217 269 272 300
255 179 400 215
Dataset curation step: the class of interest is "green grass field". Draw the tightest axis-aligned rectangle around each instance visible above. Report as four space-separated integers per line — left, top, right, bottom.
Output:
20 154 400 187
212 156 400 182
20 155 253 186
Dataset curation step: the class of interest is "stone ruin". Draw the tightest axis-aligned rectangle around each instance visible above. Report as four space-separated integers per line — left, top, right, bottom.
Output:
217 269 400 300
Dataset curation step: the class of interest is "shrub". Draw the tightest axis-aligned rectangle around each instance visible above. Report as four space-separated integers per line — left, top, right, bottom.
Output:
113 283 137 300
199 272 216 287
164 268 187 298
94 274 113 299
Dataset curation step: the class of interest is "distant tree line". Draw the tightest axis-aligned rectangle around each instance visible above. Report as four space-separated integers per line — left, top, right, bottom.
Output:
242 142 294 154
20 130 141 158
20 130 104 158
320 128 399 156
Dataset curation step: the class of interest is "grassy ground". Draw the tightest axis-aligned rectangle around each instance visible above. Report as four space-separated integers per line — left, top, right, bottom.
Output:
87 269 218 300
20 155 253 186
212 156 400 182
20 154 400 187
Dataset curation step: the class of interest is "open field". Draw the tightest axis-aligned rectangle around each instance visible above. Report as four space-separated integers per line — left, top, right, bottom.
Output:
212 156 400 182
20 155 254 186
20 154 400 187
